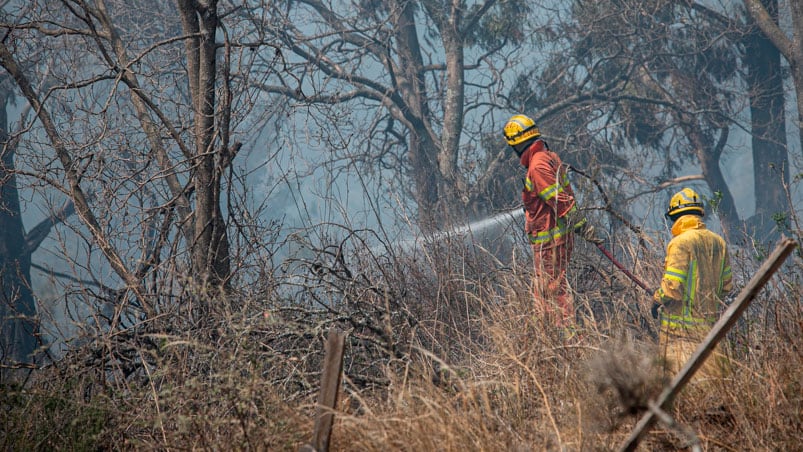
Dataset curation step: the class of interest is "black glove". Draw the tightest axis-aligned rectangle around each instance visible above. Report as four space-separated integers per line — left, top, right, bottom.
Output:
651 301 662 319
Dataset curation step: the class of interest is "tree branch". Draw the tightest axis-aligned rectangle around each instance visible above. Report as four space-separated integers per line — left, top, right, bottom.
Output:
461 0 498 39
742 0 796 59
24 198 75 254
0 41 150 315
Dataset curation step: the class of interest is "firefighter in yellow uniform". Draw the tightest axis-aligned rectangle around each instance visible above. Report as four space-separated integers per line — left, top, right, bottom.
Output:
654 188 733 380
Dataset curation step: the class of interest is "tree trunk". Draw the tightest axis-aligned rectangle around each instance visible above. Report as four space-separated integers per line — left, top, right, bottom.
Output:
685 126 739 240
437 5 467 221
744 0 790 238
178 0 231 287
658 65 740 238
0 86 38 367
393 0 443 230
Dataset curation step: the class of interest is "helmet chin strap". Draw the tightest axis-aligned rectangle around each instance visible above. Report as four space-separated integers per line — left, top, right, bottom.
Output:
662 214 672 232
512 141 530 157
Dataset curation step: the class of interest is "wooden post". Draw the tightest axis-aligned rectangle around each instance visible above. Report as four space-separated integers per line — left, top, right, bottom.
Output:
618 238 797 452
300 328 346 452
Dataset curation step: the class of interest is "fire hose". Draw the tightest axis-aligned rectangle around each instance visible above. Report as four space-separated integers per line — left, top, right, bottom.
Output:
593 242 651 293
566 164 662 327
585 239 660 336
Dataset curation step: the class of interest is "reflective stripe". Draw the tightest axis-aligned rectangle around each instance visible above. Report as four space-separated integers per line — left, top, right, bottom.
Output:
718 257 731 300
663 266 686 284
528 219 571 245
538 173 570 202
661 318 708 326
686 259 697 316
524 177 534 192
661 311 711 323
661 306 715 328
660 315 712 329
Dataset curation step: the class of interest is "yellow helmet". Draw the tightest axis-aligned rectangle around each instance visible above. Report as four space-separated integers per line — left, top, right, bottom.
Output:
665 187 705 221
503 114 541 146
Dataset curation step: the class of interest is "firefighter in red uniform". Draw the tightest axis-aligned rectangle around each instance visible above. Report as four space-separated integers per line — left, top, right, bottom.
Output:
504 114 600 328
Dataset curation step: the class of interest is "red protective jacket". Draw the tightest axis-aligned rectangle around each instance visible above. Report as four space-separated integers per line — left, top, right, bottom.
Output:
520 139 577 249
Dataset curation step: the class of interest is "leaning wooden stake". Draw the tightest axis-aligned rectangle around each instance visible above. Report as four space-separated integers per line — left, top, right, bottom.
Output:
300 328 347 452
619 238 797 452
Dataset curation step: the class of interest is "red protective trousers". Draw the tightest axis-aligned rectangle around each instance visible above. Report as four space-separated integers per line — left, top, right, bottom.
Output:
531 234 574 327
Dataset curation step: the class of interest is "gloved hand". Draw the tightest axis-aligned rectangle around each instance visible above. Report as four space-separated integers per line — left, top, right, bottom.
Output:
650 301 662 319
573 218 603 244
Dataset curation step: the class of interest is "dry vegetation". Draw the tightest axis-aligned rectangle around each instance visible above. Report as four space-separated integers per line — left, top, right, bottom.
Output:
1 231 801 451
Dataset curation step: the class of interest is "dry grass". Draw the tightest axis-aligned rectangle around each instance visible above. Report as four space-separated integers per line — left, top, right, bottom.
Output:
1 235 801 451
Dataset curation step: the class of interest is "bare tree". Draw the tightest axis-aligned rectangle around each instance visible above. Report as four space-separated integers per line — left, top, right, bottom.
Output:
0 0 281 365
0 0 241 288
247 0 533 229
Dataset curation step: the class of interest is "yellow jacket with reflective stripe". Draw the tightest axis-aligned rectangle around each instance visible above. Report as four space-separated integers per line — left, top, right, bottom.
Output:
653 215 733 328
